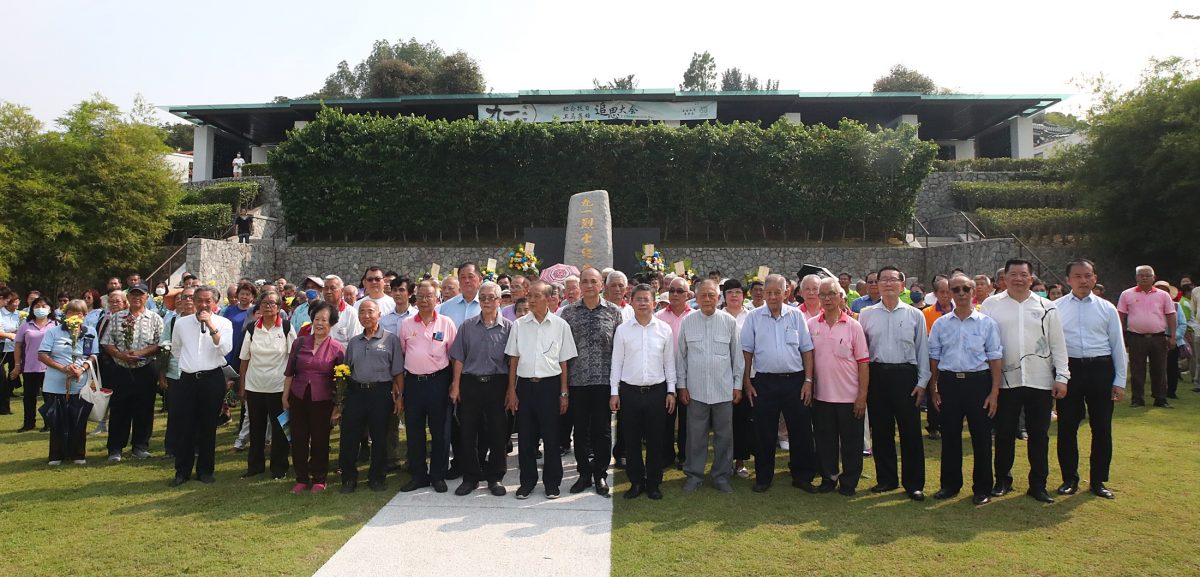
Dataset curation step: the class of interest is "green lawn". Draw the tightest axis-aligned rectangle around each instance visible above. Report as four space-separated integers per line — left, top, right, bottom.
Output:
0 386 1197 577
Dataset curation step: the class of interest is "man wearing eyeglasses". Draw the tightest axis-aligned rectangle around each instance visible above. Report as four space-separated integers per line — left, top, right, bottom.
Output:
437 262 485 479
928 274 1003 506
355 266 396 316
980 259 1069 504
850 272 881 314
656 276 693 469
398 280 458 493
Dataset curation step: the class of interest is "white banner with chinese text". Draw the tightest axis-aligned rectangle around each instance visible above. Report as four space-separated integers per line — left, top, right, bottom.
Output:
478 101 717 123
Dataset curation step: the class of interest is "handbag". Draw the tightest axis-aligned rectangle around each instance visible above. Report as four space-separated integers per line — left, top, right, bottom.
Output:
79 362 112 422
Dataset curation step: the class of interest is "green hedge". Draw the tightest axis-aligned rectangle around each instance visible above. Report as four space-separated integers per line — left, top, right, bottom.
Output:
181 181 260 215
934 158 1046 173
950 181 1080 210
269 108 938 242
241 163 270 176
168 203 230 239
974 208 1096 240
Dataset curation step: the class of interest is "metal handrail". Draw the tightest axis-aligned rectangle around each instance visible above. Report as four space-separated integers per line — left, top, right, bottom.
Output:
958 211 987 239
911 217 931 247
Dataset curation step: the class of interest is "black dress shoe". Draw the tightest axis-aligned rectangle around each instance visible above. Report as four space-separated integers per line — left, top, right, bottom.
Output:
445 466 462 480
1153 399 1173 408
908 490 926 502
837 486 856 497
933 488 958 500
817 482 837 494
455 481 479 496
971 494 991 506
570 478 593 494
595 478 610 497
339 480 357 494
368 480 387 492
515 485 533 499
16 426 33 433
1027 488 1055 503
647 488 663 500
545 487 561 499
869 483 898 493
400 478 430 492
1090 483 1115 499
239 470 264 479
990 482 1013 497
169 476 189 487
1056 482 1079 495
1167 393 1179 399
624 483 644 499
751 483 771 493
792 479 818 493
431 480 448 493
489 481 507 496
197 474 216 484
1130 399 1145 407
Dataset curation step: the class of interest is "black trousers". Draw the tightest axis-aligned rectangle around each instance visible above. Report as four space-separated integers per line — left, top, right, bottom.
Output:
108 364 159 455
163 378 179 455
458 374 508 483
732 394 754 461
572 385 612 482
172 368 226 479
404 371 451 482
1167 346 1180 396
925 393 941 434
664 401 687 465
340 383 392 484
937 370 994 496
559 403 573 451
0 351 14 413
45 393 87 461
867 363 925 492
611 410 624 460
995 385 1053 490
517 377 564 489
813 400 864 490
1127 332 1168 403
750 372 816 486
21 372 46 429
619 382 666 489
246 390 290 478
1058 358 1116 485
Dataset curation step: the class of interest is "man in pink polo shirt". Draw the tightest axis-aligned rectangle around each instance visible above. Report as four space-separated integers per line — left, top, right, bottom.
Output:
1117 265 1176 408
807 277 870 496
656 276 693 467
398 280 459 492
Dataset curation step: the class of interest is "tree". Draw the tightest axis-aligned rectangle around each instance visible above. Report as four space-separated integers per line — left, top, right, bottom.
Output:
304 38 485 99
433 51 485 94
0 102 41 149
720 68 745 91
593 74 638 90
680 51 717 91
1076 58 1200 276
158 122 194 151
872 64 938 93
364 60 432 98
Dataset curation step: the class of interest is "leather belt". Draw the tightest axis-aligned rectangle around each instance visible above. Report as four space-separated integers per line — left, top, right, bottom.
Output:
756 371 801 378
410 367 449 381
871 362 915 370
350 380 391 389
181 368 221 380
620 381 665 393
466 373 505 383
941 370 987 379
1070 355 1112 364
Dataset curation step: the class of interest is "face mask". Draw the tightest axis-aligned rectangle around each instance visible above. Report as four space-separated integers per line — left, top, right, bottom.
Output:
155 287 166 296
1035 291 1048 298
909 292 923 303
33 307 50 319
305 289 319 300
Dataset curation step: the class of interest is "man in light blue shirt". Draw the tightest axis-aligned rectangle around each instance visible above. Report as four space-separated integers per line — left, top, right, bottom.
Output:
437 263 482 328
1053 260 1127 499
928 274 1003 506
740 274 817 493
850 272 881 313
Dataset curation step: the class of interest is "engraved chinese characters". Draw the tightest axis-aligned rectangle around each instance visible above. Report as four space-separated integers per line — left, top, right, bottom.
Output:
564 190 614 271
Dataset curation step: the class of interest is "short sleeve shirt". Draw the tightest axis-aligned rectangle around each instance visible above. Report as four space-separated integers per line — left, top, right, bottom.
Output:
99 309 164 369
806 312 869 403
1117 286 1175 335
557 300 623 387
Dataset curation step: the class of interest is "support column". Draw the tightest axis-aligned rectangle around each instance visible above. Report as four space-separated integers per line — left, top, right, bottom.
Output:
1008 116 1034 158
937 140 976 160
293 120 309 130
660 120 681 128
250 145 270 164
782 112 803 124
192 125 216 182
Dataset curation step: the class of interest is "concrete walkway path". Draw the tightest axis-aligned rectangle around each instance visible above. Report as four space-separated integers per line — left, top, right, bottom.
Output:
314 450 613 577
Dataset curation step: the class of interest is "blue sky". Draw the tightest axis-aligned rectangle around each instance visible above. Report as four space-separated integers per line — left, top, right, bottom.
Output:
3 0 1197 126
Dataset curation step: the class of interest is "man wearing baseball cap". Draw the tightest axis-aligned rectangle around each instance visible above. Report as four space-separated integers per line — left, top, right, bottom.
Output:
99 282 166 462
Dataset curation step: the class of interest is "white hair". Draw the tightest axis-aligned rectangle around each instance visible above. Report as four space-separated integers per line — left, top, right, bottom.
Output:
563 275 580 284
818 277 844 297
606 270 628 285
479 281 501 295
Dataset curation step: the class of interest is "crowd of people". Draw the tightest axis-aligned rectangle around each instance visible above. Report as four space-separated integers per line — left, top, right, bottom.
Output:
0 259 1192 505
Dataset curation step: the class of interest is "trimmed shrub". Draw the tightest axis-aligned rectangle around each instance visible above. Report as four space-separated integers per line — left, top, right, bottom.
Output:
168 203 230 239
974 208 1096 241
181 181 260 215
950 181 1080 210
241 163 270 176
934 158 1046 173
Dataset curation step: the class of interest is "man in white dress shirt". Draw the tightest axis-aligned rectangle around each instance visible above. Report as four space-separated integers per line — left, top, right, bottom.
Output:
169 286 233 487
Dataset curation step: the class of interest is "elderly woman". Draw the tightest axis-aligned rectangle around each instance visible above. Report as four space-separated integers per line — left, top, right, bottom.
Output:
238 291 296 479
37 299 98 464
282 300 344 494
13 296 59 433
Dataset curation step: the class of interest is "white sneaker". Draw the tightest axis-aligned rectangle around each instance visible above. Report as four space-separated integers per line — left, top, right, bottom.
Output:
132 449 152 459
735 466 750 479
779 440 790 450
107 453 122 463
73 459 87 465
48 460 62 466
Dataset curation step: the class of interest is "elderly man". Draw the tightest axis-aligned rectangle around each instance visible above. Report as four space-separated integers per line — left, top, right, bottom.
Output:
100 282 165 462
657 276 694 468
981 259 1070 503
741 274 818 493
338 300 405 493
557 268 623 496
355 266 396 316
929 274 1003 505
1117 265 1177 408
807 278 870 496
563 275 582 305
398 280 458 493
859 267 930 501
851 272 881 313
168 286 233 486
501 275 530 321
1055 260 1127 499
973 275 993 305
449 281 511 496
605 270 633 322
505 281 577 499
440 276 461 303
438 263 483 328
342 284 359 307
301 275 362 345
677 280 743 494
611 284 676 500
797 274 822 318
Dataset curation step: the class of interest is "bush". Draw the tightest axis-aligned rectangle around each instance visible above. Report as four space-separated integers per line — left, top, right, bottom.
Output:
241 163 270 176
974 207 1096 241
168 203 230 240
950 181 1080 210
181 181 260 215
934 158 1046 173
269 109 938 243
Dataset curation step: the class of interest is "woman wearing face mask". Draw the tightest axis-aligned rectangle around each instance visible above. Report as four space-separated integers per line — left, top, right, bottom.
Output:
290 281 322 329
12 297 59 432
907 283 927 310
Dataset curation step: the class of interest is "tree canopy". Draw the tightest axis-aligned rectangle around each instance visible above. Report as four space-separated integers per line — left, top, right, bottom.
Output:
872 64 939 93
302 38 486 99
680 51 717 91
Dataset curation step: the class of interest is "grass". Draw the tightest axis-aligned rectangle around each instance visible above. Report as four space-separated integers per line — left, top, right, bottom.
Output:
0 383 1197 577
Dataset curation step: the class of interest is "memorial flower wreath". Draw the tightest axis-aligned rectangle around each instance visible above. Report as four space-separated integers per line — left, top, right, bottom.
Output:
506 244 539 276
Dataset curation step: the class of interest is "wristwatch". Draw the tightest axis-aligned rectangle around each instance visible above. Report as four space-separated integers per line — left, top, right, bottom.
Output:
804 378 813 383
560 392 569 399
666 392 676 397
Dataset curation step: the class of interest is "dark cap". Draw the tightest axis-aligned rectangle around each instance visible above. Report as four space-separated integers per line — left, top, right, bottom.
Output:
127 282 150 295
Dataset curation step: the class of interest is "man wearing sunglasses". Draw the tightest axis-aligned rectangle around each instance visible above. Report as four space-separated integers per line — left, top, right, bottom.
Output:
356 266 396 316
